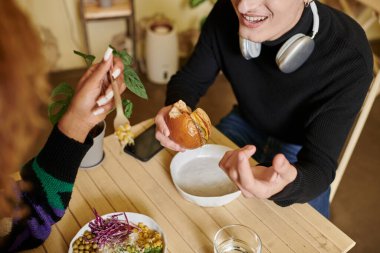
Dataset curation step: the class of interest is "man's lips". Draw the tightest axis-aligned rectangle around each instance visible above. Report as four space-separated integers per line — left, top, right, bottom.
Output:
240 14 268 28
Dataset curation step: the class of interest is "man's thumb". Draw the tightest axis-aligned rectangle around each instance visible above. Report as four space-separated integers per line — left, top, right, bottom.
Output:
273 154 288 174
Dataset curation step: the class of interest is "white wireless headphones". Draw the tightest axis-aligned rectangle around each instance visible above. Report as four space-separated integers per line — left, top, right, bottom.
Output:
239 1 319 73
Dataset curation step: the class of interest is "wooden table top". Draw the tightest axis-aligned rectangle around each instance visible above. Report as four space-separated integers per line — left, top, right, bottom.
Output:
23 119 355 253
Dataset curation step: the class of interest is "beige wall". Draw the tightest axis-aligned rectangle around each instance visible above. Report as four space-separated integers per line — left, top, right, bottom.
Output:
16 0 85 70
15 0 213 71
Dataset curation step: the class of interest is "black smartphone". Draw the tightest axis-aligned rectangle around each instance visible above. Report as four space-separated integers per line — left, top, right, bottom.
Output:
124 124 164 162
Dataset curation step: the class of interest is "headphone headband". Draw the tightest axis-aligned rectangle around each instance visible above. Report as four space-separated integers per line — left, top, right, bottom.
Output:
310 1 319 39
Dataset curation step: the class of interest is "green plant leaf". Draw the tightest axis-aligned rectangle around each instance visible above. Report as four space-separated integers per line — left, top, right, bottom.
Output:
200 16 207 29
73 50 96 67
190 0 207 8
51 82 75 98
111 46 133 66
124 67 148 99
48 47 147 125
48 82 74 124
48 100 69 125
122 98 133 118
110 46 147 99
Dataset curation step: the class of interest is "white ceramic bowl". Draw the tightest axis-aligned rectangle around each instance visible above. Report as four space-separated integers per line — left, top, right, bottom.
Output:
170 144 241 207
68 212 167 253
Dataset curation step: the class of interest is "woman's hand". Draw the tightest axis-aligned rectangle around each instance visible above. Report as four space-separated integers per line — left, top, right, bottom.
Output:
154 105 186 152
58 47 125 142
219 145 297 199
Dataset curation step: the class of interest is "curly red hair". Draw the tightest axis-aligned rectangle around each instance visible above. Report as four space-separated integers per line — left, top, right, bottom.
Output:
0 1 49 192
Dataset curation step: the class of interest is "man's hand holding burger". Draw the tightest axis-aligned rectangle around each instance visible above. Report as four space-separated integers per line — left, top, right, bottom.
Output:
154 100 212 152
155 105 186 152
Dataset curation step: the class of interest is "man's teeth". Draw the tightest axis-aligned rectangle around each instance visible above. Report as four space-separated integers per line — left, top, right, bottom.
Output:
243 15 267 23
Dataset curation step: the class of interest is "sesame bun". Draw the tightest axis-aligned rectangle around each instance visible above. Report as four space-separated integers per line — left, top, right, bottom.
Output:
167 100 212 149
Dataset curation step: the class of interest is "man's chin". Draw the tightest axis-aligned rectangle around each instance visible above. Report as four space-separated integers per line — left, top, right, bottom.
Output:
239 30 265 43
239 34 264 43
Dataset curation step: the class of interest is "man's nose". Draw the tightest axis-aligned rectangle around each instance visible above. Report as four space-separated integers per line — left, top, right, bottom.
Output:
237 0 263 13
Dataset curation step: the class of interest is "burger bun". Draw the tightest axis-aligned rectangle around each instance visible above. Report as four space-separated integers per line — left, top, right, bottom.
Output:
167 100 212 149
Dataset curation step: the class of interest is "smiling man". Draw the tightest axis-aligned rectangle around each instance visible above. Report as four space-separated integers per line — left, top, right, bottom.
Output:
234 0 304 42
154 0 373 218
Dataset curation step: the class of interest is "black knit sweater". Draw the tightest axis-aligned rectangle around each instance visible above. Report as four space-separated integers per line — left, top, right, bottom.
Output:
165 0 373 205
0 126 92 252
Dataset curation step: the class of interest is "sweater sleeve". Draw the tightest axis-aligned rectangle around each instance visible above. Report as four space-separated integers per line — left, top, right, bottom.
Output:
270 73 373 206
2 125 92 252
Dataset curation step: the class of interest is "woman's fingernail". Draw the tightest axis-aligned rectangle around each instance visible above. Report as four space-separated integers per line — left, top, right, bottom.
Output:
105 90 114 100
93 107 105 116
112 68 121 79
103 47 113 61
96 97 107 106
96 90 114 106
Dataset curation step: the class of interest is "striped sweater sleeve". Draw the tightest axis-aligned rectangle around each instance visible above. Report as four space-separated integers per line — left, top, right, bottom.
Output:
1 125 92 252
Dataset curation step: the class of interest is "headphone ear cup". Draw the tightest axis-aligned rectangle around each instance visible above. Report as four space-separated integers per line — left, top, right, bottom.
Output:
276 33 315 73
239 37 262 60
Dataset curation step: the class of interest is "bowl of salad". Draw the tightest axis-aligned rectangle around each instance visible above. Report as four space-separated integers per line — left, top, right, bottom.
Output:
69 209 167 253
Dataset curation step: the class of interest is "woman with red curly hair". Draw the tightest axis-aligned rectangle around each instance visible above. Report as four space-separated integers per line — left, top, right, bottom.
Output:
0 1 125 251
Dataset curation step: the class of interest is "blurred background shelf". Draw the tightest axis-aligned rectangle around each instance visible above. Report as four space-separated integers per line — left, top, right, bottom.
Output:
80 0 136 58
83 1 132 19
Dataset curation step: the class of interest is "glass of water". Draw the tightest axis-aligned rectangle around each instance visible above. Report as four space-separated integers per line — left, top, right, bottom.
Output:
214 224 262 253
